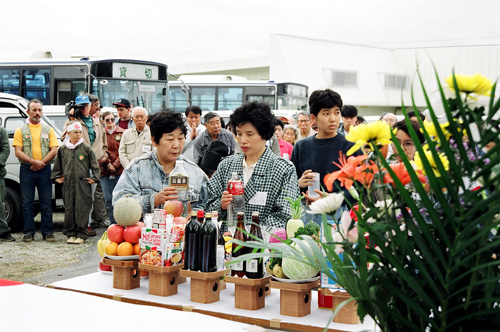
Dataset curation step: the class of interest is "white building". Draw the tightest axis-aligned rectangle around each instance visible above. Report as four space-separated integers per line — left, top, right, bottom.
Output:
170 34 500 116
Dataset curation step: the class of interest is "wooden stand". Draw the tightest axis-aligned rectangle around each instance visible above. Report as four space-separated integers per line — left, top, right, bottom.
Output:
180 269 227 304
102 258 140 290
269 279 320 317
225 276 272 310
138 263 183 297
320 288 360 324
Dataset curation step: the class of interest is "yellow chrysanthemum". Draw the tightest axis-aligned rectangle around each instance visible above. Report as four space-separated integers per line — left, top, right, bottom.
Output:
422 120 452 141
345 121 392 156
446 73 492 96
414 148 449 177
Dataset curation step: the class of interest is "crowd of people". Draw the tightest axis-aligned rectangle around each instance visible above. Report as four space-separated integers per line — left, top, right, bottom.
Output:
0 87 436 245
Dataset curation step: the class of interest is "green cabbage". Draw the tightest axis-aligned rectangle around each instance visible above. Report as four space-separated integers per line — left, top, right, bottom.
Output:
281 243 320 280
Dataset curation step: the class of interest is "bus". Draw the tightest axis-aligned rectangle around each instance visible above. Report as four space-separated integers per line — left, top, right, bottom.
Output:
168 75 308 114
0 58 169 111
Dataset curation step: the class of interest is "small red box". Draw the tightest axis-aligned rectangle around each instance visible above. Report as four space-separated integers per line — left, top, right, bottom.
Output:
318 288 334 309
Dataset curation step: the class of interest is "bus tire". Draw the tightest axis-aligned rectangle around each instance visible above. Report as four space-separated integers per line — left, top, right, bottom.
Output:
5 187 23 232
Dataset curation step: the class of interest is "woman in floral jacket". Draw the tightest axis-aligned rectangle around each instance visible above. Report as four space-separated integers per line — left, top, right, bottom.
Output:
100 111 124 224
206 101 301 229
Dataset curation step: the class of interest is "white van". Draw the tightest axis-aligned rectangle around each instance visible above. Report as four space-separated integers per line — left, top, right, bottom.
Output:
0 93 63 231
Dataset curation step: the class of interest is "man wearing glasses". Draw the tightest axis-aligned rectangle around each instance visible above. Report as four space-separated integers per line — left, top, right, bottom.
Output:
296 111 316 141
118 107 152 169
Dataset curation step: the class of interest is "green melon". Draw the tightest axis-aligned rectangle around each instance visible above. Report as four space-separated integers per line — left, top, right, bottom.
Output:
113 197 142 227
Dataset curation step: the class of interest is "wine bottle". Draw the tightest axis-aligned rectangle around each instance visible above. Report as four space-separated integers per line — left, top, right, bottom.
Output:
212 211 226 271
231 212 247 277
183 211 201 271
200 213 217 272
246 211 264 279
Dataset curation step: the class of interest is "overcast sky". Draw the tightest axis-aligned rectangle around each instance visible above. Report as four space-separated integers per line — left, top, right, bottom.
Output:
2 0 499 66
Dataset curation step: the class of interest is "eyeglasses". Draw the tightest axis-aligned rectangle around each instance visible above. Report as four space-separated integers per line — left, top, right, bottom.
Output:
104 118 114 123
297 119 310 123
396 140 414 149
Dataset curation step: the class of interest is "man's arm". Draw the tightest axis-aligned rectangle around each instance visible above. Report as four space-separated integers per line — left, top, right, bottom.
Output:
118 131 130 169
192 135 204 165
0 129 10 165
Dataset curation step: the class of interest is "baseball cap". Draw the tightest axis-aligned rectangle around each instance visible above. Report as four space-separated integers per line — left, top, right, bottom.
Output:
75 95 91 106
113 98 131 109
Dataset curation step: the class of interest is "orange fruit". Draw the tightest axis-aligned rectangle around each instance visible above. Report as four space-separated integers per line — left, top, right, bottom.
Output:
133 243 141 255
105 241 118 256
117 241 134 256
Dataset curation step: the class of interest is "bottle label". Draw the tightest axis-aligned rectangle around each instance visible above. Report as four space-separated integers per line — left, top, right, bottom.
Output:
228 180 244 195
232 261 244 271
246 259 258 273
170 175 189 191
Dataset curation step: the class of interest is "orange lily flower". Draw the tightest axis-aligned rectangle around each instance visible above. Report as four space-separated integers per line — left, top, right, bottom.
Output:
383 163 426 187
324 152 369 191
354 162 379 188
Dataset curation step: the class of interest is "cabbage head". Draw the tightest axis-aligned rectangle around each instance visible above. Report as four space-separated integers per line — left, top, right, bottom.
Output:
281 242 320 280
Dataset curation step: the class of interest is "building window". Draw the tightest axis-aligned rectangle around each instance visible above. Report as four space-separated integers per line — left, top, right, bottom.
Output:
384 74 408 90
330 70 357 87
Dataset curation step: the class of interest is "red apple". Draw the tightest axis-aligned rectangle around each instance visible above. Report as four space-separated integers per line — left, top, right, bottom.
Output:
99 261 112 272
164 200 183 217
123 225 141 244
173 216 187 224
107 224 124 243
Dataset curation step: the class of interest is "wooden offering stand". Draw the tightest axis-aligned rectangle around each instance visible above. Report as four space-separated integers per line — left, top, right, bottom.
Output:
320 288 360 324
180 269 228 304
225 275 272 310
269 279 320 317
102 258 140 290
138 263 183 297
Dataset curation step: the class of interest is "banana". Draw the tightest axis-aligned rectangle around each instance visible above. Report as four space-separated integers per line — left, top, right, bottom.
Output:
97 231 108 257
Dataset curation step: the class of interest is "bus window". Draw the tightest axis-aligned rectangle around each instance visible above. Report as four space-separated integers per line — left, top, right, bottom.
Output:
23 68 50 105
191 87 216 111
168 86 188 112
0 69 20 96
217 87 243 111
247 95 276 109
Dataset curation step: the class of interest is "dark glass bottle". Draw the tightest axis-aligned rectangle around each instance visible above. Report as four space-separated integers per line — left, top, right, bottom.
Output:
200 213 217 272
231 212 247 277
246 211 264 279
184 211 201 271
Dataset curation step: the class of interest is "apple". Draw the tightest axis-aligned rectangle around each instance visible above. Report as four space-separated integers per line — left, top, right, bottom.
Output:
173 216 187 224
107 224 124 243
123 225 141 244
99 261 112 272
164 200 183 217
137 221 145 228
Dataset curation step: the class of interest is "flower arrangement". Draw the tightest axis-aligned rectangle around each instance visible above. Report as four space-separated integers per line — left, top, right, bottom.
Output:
232 71 500 331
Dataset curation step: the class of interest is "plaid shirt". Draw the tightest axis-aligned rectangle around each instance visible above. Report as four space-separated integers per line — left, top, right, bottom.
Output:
206 147 300 228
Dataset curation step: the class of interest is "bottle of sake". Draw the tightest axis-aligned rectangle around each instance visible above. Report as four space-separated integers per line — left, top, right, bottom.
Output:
231 212 247 277
246 211 264 279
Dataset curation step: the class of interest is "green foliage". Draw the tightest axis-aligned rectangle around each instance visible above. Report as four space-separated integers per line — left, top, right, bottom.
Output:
230 70 500 331
294 221 321 239
286 196 305 219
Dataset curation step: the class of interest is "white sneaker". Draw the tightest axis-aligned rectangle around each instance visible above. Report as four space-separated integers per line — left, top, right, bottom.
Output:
66 236 76 244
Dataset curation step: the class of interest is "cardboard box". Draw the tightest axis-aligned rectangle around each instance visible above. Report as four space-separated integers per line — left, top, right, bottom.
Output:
140 228 183 267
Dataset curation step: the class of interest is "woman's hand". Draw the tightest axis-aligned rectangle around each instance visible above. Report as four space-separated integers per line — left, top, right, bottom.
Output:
221 190 233 210
154 187 179 207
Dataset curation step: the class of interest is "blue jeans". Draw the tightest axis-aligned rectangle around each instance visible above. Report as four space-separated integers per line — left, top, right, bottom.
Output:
100 175 121 224
20 164 54 235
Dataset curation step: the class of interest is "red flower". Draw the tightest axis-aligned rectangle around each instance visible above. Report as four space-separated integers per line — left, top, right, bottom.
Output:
324 152 369 191
383 163 426 187
354 162 378 188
